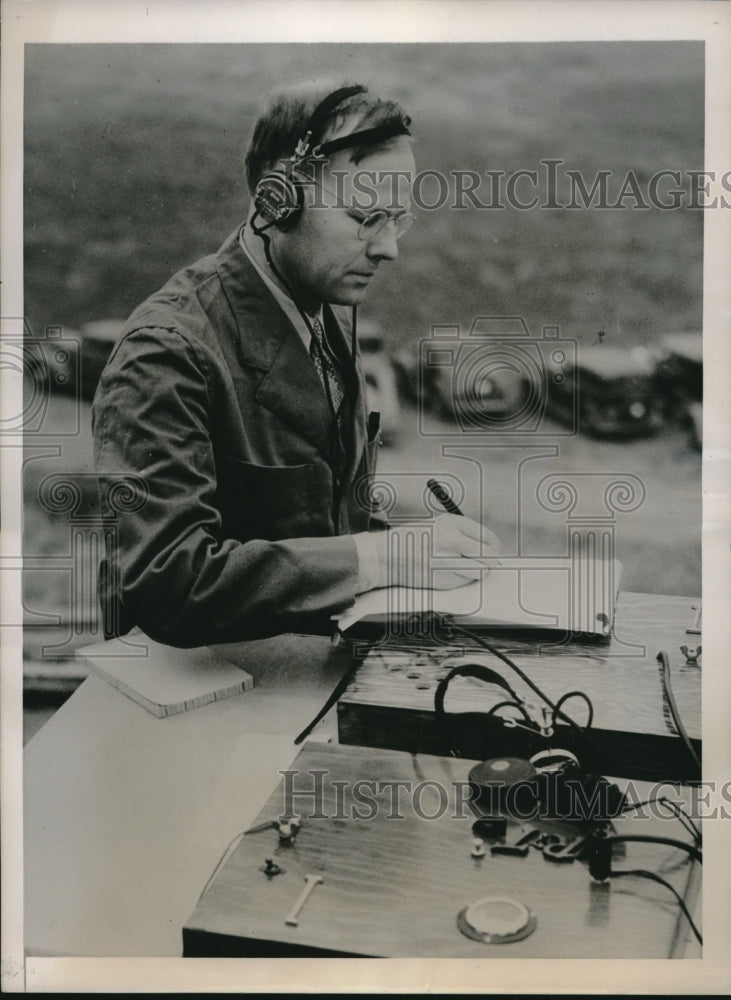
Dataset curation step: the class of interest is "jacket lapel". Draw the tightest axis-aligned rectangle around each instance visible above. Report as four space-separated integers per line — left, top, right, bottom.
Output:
215 231 334 457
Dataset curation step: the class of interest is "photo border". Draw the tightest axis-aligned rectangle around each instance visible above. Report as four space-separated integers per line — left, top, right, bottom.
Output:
2 0 729 993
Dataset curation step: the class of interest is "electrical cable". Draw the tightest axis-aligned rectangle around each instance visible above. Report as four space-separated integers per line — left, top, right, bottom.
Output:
195 830 246 905
664 800 702 844
434 661 537 757
551 690 593 733
607 868 702 946
621 795 702 846
441 620 611 768
293 656 360 745
484 699 534 726
656 650 701 775
604 833 702 864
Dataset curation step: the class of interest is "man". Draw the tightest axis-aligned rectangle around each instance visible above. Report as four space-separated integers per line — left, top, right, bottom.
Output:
93 80 497 647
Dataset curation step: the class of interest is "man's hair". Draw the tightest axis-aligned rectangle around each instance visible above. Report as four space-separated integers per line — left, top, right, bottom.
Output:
244 79 412 193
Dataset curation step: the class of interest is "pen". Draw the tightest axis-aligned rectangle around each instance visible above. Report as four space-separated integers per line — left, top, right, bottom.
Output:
427 478 464 516
427 478 503 566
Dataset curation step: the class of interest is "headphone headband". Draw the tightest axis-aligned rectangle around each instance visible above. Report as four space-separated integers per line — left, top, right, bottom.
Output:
305 84 369 143
292 84 411 166
315 120 411 159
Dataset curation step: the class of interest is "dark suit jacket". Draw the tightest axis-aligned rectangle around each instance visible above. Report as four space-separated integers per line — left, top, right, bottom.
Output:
92 230 381 646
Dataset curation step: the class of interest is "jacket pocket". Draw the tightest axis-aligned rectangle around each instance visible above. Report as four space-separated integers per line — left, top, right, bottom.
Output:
219 458 314 541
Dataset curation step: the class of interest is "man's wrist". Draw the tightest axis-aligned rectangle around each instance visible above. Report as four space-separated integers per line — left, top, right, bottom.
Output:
352 531 385 593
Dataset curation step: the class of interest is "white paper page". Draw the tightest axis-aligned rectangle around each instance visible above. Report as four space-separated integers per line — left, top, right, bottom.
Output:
335 557 621 636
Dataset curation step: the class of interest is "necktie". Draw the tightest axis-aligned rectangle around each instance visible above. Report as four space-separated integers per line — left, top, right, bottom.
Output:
309 316 344 414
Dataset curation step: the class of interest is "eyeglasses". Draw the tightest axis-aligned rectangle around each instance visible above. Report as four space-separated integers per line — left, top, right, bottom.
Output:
311 178 415 242
348 206 415 242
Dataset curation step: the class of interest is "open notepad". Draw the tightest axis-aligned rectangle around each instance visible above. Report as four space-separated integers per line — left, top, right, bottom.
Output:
78 633 254 717
335 557 622 643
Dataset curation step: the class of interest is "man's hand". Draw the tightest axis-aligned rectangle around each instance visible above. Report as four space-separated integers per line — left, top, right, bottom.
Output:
376 514 501 590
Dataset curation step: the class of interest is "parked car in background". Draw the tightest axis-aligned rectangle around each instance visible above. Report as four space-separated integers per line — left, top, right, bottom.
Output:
544 343 665 439
653 331 702 450
392 322 529 430
392 344 422 406
423 349 528 427
357 319 401 446
44 319 124 402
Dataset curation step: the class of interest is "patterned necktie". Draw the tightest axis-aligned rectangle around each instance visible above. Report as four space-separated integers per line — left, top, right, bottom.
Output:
309 316 344 414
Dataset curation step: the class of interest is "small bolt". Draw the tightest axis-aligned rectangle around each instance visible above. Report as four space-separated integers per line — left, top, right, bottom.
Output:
471 838 487 858
260 858 284 876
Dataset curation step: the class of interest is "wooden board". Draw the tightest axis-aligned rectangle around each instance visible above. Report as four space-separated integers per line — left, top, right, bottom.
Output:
337 592 702 782
183 742 701 958
78 632 254 717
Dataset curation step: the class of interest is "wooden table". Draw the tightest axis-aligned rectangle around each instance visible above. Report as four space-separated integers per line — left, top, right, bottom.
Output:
183 742 702 959
338 592 702 782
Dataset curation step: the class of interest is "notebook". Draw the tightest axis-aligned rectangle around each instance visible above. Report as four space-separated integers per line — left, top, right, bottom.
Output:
78 633 254 717
335 556 622 644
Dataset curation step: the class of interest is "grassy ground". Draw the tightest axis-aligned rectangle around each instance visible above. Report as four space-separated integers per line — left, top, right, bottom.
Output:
24 42 703 345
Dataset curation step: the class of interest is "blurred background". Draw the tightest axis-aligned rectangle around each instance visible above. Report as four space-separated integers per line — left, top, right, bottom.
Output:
22 42 703 739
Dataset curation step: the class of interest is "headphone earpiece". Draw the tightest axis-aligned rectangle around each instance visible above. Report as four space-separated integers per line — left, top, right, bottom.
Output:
253 165 305 229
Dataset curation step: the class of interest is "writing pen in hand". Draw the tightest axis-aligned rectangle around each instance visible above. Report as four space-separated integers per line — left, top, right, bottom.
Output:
426 478 503 566
426 478 464 515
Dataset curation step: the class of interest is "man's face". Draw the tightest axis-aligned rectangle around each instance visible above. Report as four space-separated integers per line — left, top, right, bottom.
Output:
271 136 415 311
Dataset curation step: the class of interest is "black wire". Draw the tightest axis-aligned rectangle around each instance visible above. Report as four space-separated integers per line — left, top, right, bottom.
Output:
435 663 531 758
443 620 611 768
552 690 594 733
350 302 358 393
621 795 702 845
605 833 702 864
484 699 534 726
195 830 246 905
293 656 360 745
608 869 702 946
438 661 524 706
664 800 702 844
656 651 701 774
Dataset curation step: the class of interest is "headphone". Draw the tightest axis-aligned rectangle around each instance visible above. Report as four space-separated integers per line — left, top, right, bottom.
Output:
253 83 411 229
